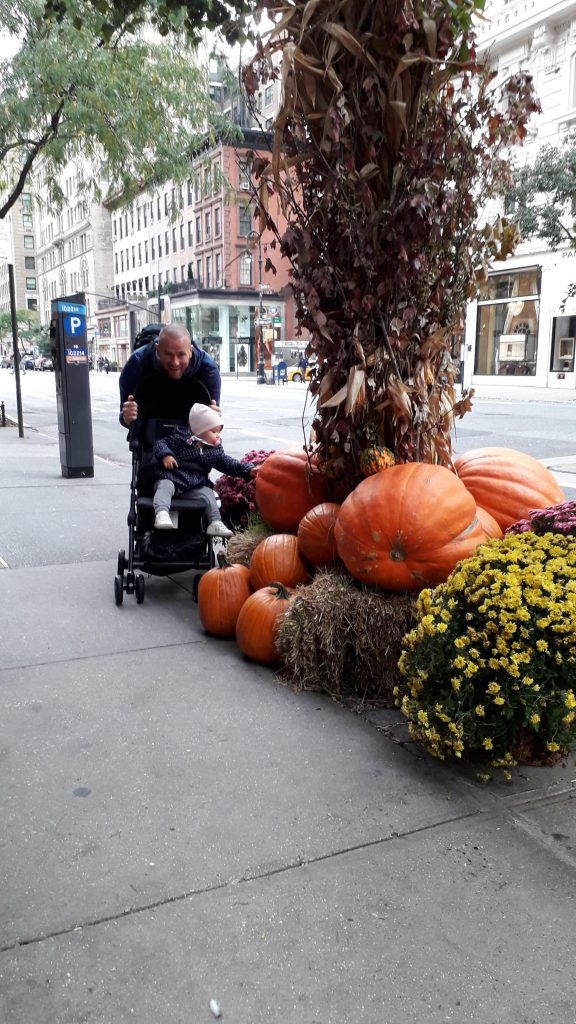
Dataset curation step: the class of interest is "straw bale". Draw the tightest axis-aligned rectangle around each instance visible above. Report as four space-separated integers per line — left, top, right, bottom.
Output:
276 569 417 706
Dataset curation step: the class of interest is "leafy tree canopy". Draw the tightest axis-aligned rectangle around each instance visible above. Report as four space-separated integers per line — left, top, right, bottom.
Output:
507 133 576 249
43 0 252 47
0 0 239 219
0 308 46 350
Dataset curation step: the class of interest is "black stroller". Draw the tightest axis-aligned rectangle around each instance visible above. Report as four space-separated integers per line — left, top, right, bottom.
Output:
114 374 219 606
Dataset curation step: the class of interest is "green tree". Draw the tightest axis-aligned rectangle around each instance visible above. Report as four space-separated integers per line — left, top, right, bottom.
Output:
506 134 576 249
245 0 539 478
43 0 252 47
0 308 45 354
0 0 238 219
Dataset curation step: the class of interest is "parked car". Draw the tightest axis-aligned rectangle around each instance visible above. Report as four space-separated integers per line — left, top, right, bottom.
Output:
22 356 35 370
35 355 53 371
287 365 315 382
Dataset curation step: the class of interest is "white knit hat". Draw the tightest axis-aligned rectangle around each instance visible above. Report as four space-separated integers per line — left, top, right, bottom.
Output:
188 403 223 436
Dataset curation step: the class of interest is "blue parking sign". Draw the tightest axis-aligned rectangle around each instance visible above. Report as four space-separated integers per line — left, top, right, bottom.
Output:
63 313 86 337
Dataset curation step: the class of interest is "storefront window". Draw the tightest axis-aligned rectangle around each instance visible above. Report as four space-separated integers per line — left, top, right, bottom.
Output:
475 267 540 376
550 315 576 372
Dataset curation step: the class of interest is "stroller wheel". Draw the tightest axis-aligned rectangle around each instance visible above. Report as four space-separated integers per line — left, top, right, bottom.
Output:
135 574 145 604
114 574 124 606
117 549 126 575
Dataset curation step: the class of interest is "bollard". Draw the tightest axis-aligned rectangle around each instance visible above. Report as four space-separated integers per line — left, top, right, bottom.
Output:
1 401 5 427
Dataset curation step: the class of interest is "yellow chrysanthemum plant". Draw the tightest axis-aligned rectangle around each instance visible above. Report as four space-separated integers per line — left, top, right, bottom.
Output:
394 533 576 778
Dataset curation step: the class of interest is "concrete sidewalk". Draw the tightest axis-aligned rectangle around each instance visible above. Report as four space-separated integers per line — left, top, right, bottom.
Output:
1 427 576 1024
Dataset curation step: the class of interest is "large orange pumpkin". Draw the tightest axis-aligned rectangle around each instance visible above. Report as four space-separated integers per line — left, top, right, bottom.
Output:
255 448 327 532
249 534 309 590
334 463 485 591
476 505 503 541
297 502 342 566
236 582 294 664
454 447 564 530
197 554 252 637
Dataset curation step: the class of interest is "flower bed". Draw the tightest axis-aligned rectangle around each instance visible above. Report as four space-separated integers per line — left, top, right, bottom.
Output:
395 533 576 775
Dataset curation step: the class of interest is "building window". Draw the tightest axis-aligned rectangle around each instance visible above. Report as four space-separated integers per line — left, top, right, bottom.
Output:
27 298 37 310
172 226 177 250
551 316 576 372
180 223 185 249
264 84 273 106
194 177 200 202
158 235 162 257
138 243 142 265
196 216 202 244
215 207 221 237
21 192 32 209
157 196 161 219
164 192 169 216
204 167 211 196
238 203 252 236
196 258 202 286
137 206 141 230
115 253 118 273
475 267 540 377
22 212 33 229
188 220 193 245
23 235 34 249
187 179 193 204
238 159 251 190
25 276 36 289
239 254 252 286
24 256 35 269
205 211 211 241
165 230 170 254
206 256 212 287
215 252 222 286
151 238 155 260
181 264 186 282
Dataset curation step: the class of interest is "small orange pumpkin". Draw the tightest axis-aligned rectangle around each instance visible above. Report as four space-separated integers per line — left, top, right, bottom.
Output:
197 554 252 637
250 534 308 591
236 582 295 664
297 502 342 566
255 448 328 532
476 505 503 541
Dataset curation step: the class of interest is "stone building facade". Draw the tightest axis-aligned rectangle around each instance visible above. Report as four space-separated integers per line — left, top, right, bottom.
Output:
464 0 576 391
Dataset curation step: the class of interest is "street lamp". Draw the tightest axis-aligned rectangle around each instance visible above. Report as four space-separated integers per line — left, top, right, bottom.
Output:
245 230 266 384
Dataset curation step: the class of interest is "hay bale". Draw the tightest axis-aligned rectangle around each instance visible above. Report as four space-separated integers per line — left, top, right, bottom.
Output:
226 514 274 567
276 569 417 706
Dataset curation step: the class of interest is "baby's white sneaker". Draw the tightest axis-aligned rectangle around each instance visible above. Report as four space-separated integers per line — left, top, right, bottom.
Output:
206 520 233 539
154 510 175 529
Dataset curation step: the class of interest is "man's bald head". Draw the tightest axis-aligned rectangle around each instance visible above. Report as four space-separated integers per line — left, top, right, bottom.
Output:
156 324 193 379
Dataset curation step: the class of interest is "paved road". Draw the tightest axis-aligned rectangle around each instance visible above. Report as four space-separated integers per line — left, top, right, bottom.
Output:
3 368 576 490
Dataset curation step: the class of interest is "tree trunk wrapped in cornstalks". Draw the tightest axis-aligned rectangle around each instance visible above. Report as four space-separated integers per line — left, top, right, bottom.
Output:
244 0 539 485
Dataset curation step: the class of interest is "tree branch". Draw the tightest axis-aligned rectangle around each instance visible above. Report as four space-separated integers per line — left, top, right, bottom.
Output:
0 95 68 220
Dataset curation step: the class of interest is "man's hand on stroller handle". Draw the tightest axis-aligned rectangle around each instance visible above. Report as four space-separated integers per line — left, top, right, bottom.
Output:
162 454 178 469
122 394 138 425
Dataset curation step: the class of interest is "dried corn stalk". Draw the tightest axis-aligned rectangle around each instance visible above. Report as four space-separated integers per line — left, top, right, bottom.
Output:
244 0 539 482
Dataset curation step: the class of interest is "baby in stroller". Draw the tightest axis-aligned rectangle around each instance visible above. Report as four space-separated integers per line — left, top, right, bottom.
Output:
149 403 257 539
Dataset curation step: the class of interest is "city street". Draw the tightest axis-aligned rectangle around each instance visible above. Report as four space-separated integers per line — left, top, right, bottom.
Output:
2 365 576 486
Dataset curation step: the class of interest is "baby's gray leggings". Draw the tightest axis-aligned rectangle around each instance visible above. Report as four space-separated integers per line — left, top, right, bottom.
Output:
153 480 219 522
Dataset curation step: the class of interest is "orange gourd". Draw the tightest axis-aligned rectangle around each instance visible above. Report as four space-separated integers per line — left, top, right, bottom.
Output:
255 448 327 532
297 502 342 566
454 447 564 530
197 554 252 637
476 505 503 540
334 463 485 591
236 582 294 663
250 534 308 591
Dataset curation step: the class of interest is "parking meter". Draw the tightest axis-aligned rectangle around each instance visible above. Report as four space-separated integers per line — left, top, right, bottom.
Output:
50 292 94 478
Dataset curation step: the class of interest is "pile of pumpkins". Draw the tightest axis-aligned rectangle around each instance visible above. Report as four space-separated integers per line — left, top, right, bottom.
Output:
197 446 564 664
